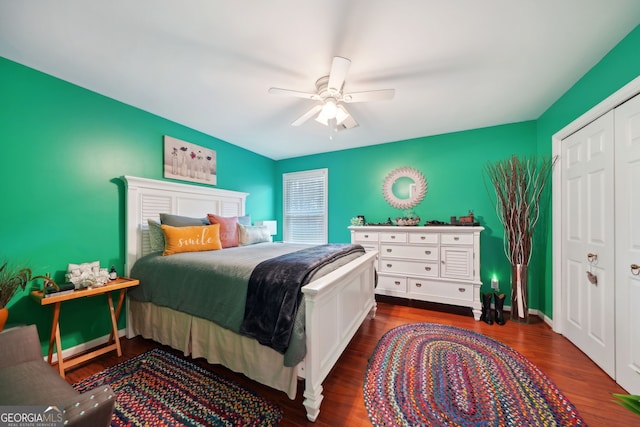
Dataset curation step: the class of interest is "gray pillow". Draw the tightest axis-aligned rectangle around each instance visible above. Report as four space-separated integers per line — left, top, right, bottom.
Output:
159 213 208 227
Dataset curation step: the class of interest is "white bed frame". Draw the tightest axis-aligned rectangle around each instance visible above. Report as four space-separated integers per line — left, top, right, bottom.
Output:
121 176 377 422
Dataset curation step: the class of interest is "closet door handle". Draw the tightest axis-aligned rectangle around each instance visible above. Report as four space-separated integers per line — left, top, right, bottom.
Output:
631 264 640 275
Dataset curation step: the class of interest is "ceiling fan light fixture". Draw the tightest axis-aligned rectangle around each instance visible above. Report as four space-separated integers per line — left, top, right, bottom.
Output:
335 105 349 125
322 98 338 119
316 102 349 126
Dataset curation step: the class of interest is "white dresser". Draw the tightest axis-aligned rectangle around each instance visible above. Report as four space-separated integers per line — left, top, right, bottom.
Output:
349 225 484 320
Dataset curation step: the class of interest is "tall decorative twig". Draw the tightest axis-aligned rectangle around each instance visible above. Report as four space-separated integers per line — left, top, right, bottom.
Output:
485 155 556 322
485 155 556 266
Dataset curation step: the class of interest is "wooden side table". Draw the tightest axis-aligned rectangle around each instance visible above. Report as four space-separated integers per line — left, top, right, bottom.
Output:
31 277 140 378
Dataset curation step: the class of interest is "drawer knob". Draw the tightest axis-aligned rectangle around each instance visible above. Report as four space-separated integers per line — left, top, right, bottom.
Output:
454 237 460 241
458 288 466 292
387 264 392 268
420 236 426 240
386 248 392 252
425 266 431 271
391 235 396 239
364 234 369 238
415 283 422 288
394 281 401 286
425 250 431 255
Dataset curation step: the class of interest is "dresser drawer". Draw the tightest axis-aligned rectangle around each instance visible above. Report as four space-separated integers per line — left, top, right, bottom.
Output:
359 244 378 254
409 280 473 302
380 232 407 243
377 275 407 292
380 244 438 261
380 259 439 277
354 231 379 242
408 233 439 244
441 233 474 245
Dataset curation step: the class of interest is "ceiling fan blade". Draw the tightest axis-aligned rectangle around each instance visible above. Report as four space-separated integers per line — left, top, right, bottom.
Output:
268 87 321 101
342 89 395 103
338 114 359 131
291 104 323 126
336 105 358 130
327 56 351 94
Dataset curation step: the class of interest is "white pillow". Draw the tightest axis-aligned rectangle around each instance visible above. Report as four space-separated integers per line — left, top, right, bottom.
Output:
238 224 271 246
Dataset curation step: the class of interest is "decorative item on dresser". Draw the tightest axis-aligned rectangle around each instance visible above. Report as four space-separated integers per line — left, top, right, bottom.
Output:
350 225 483 320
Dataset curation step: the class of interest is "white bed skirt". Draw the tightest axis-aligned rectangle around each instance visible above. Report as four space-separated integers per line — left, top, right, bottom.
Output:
128 299 299 399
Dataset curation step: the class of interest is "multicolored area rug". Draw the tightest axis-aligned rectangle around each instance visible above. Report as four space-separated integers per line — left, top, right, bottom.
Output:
364 323 587 426
73 348 283 427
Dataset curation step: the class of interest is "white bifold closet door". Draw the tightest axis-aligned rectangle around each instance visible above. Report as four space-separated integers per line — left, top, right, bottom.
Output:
561 93 640 394
561 110 615 378
614 94 640 395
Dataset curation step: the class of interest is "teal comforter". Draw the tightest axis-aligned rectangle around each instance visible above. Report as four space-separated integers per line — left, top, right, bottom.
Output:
128 242 361 366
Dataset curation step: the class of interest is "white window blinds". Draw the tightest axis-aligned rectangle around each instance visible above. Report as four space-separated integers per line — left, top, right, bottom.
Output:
283 168 328 244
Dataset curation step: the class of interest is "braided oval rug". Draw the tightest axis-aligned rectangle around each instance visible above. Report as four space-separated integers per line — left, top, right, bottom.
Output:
364 323 587 426
73 348 283 426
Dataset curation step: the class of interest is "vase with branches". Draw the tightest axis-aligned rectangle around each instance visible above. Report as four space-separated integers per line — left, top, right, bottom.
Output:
485 155 556 322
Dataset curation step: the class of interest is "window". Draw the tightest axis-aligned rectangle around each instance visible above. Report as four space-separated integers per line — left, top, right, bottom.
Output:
283 168 328 244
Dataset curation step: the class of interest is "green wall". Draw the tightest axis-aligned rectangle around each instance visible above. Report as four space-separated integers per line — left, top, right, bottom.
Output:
276 121 539 306
2 22 638 353
0 57 276 353
535 24 640 316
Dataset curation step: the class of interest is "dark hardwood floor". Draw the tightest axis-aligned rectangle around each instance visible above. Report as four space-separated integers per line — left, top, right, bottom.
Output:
63 300 637 426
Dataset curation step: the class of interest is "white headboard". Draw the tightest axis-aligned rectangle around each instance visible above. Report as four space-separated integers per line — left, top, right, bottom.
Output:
122 176 248 275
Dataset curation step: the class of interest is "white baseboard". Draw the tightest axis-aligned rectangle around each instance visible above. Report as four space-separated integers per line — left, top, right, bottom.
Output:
503 304 554 329
43 328 127 363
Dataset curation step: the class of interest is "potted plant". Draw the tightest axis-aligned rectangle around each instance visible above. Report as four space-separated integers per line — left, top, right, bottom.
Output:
614 392 640 417
0 262 50 331
485 155 556 323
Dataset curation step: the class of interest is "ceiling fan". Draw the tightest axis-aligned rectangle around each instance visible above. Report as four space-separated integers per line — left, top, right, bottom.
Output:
269 56 395 137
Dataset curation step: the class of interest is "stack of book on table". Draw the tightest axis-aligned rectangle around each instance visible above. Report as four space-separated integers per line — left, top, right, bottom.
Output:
44 282 76 298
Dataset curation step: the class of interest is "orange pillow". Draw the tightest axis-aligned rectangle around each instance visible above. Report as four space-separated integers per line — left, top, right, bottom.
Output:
207 214 239 248
161 224 222 256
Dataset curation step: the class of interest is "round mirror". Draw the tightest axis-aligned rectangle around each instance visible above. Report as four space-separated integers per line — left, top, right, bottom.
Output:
382 167 428 209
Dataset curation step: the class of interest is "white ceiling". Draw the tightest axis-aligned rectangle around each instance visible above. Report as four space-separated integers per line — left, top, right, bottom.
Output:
1 1 639 160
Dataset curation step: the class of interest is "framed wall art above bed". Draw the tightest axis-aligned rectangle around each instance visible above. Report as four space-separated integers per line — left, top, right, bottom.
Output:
163 135 217 185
